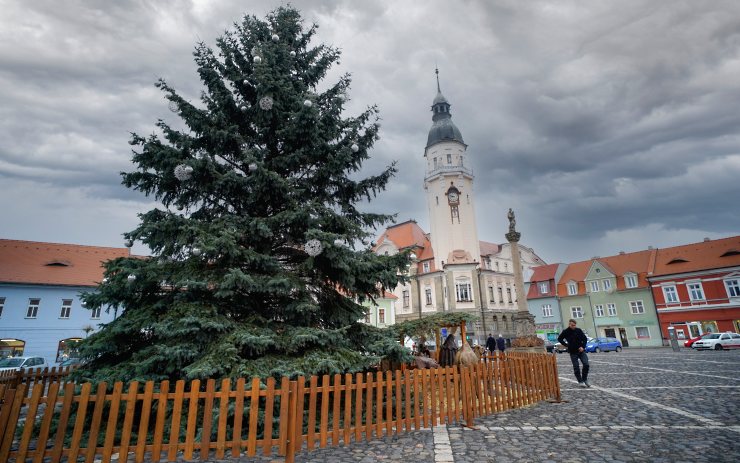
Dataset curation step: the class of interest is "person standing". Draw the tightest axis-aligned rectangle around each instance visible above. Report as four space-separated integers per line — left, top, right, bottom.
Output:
486 333 496 354
558 319 590 387
496 334 506 353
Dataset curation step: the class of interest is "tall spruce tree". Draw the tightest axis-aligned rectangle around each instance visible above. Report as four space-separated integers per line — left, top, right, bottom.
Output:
77 6 410 383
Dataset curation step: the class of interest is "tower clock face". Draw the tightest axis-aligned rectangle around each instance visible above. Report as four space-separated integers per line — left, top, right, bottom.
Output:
448 191 459 204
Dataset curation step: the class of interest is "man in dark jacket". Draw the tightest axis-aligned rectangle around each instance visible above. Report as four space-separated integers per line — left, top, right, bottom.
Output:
486 333 496 353
557 319 590 387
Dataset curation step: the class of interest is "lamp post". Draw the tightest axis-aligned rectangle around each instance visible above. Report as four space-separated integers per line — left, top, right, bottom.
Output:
586 292 598 338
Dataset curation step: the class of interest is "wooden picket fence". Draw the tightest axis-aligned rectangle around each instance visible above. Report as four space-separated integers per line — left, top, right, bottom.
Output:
0 351 559 463
0 367 76 397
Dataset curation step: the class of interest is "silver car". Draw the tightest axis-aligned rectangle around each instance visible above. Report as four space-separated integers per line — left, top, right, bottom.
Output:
0 356 48 372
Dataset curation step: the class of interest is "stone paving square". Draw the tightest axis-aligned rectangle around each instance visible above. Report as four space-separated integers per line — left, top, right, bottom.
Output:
238 348 739 463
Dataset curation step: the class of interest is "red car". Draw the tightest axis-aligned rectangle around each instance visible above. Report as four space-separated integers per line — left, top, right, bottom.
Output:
684 333 712 347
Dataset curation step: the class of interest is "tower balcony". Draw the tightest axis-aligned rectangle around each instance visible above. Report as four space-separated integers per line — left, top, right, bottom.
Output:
424 165 474 182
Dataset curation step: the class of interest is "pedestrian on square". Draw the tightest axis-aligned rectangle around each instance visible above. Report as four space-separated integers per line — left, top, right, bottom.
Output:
496 334 506 353
486 333 496 353
558 319 590 387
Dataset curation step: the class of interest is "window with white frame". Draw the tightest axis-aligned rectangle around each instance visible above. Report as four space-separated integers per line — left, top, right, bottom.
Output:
378 308 385 324
662 285 679 303
607 303 617 316
539 282 549 294
425 288 432 305
456 281 472 302
590 281 599 292
506 287 513 304
423 261 431 273
447 153 452 164
542 304 553 317
59 299 72 319
687 282 705 301
26 298 40 318
0 297 4 318
497 286 503 302
567 282 577 295
571 306 583 318
725 279 740 298
402 290 410 308
635 326 650 338
91 307 101 319
594 304 604 317
629 300 645 314
602 279 612 291
488 286 495 302
624 274 638 288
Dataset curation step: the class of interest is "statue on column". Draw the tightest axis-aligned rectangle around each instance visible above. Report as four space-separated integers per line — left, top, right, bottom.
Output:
508 208 516 233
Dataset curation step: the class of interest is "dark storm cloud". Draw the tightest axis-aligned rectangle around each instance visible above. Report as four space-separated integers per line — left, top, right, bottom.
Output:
0 0 738 262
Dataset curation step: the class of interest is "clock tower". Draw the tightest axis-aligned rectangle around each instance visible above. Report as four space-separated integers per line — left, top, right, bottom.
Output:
424 70 480 269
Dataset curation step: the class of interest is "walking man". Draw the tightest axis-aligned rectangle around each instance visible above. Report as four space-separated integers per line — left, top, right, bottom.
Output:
557 319 590 387
486 333 496 354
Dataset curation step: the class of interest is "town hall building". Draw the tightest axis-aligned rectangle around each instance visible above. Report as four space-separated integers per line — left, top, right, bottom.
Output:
373 74 546 344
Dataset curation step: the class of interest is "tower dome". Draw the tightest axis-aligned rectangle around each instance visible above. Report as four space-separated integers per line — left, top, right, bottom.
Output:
426 69 464 148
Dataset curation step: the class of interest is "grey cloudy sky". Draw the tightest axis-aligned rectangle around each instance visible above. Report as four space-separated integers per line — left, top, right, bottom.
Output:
1 0 739 264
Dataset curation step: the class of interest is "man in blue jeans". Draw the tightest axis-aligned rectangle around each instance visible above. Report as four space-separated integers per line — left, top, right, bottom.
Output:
557 319 590 388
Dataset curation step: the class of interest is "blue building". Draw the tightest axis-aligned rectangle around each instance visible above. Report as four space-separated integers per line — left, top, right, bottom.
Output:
0 239 130 363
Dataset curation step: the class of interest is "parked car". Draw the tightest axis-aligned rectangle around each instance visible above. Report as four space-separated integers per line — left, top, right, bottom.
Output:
58 357 86 368
684 333 712 348
691 332 740 350
585 337 622 353
0 356 48 372
553 342 568 353
544 340 556 353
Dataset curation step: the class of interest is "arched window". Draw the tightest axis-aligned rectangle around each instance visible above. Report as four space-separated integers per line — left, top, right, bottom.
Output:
56 338 83 363
0 339 25 358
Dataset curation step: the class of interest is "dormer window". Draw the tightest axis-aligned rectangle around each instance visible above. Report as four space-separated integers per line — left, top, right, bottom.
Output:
667 258 688 264
721 249 740 257
624 274 638 289
45 261 71 267
539 282 549 294
567 282 577 296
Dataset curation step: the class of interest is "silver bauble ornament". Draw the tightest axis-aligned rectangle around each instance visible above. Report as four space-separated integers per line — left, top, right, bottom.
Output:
271 34 279 42
243 79 249 85
303 99 312 107
409 253 417 260
240 105 248 112
259 96 274 110
127 274 137 282
248 163 258 172
333 238 345 247
174 164 193 181
351 144 359 153
253 56 262 64
168 101 178 113
290 51 296 57
305 239 323 257
124 238 133 248
192 247 202 257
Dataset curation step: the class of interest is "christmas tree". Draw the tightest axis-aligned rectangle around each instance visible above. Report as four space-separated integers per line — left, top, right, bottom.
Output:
77 6 410 383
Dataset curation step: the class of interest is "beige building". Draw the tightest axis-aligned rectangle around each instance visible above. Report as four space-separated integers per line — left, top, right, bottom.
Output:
374 77 546 343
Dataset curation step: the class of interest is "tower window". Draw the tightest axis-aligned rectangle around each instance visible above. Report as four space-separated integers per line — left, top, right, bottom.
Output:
436 196 439 205
447 154 452 164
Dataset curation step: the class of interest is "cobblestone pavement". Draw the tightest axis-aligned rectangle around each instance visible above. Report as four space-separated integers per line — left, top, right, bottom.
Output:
234 348 740 463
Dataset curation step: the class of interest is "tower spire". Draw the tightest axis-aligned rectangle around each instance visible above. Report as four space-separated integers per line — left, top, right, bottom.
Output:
435 66 440 92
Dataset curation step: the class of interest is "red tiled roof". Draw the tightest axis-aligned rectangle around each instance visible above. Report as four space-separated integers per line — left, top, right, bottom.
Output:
530 264 560 282
375 221 436 271
0 239 130 287
479 241 501 256
652 236 740 276
557 249 658 295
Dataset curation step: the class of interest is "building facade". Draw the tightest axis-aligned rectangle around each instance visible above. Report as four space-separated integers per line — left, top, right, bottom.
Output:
648 236 740 341
556 250 663 348
0 239 128 363
360 292 397 328
374 74 546 344
526 263 567 342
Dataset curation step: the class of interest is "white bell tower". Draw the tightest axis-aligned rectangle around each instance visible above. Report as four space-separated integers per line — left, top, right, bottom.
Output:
424 69 480 270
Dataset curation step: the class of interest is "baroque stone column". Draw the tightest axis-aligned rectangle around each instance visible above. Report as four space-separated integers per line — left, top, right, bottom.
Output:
506 208 544 350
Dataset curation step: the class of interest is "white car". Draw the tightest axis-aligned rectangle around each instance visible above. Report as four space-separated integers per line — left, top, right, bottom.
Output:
691 332 740 350
0 356 48 372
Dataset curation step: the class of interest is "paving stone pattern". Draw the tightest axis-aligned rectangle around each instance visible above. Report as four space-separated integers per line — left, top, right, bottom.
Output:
213 349 740 463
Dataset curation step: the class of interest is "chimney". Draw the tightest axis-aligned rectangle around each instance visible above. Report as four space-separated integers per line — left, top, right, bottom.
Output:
648 246 654 250
703 237 710 242
619 251 625 255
